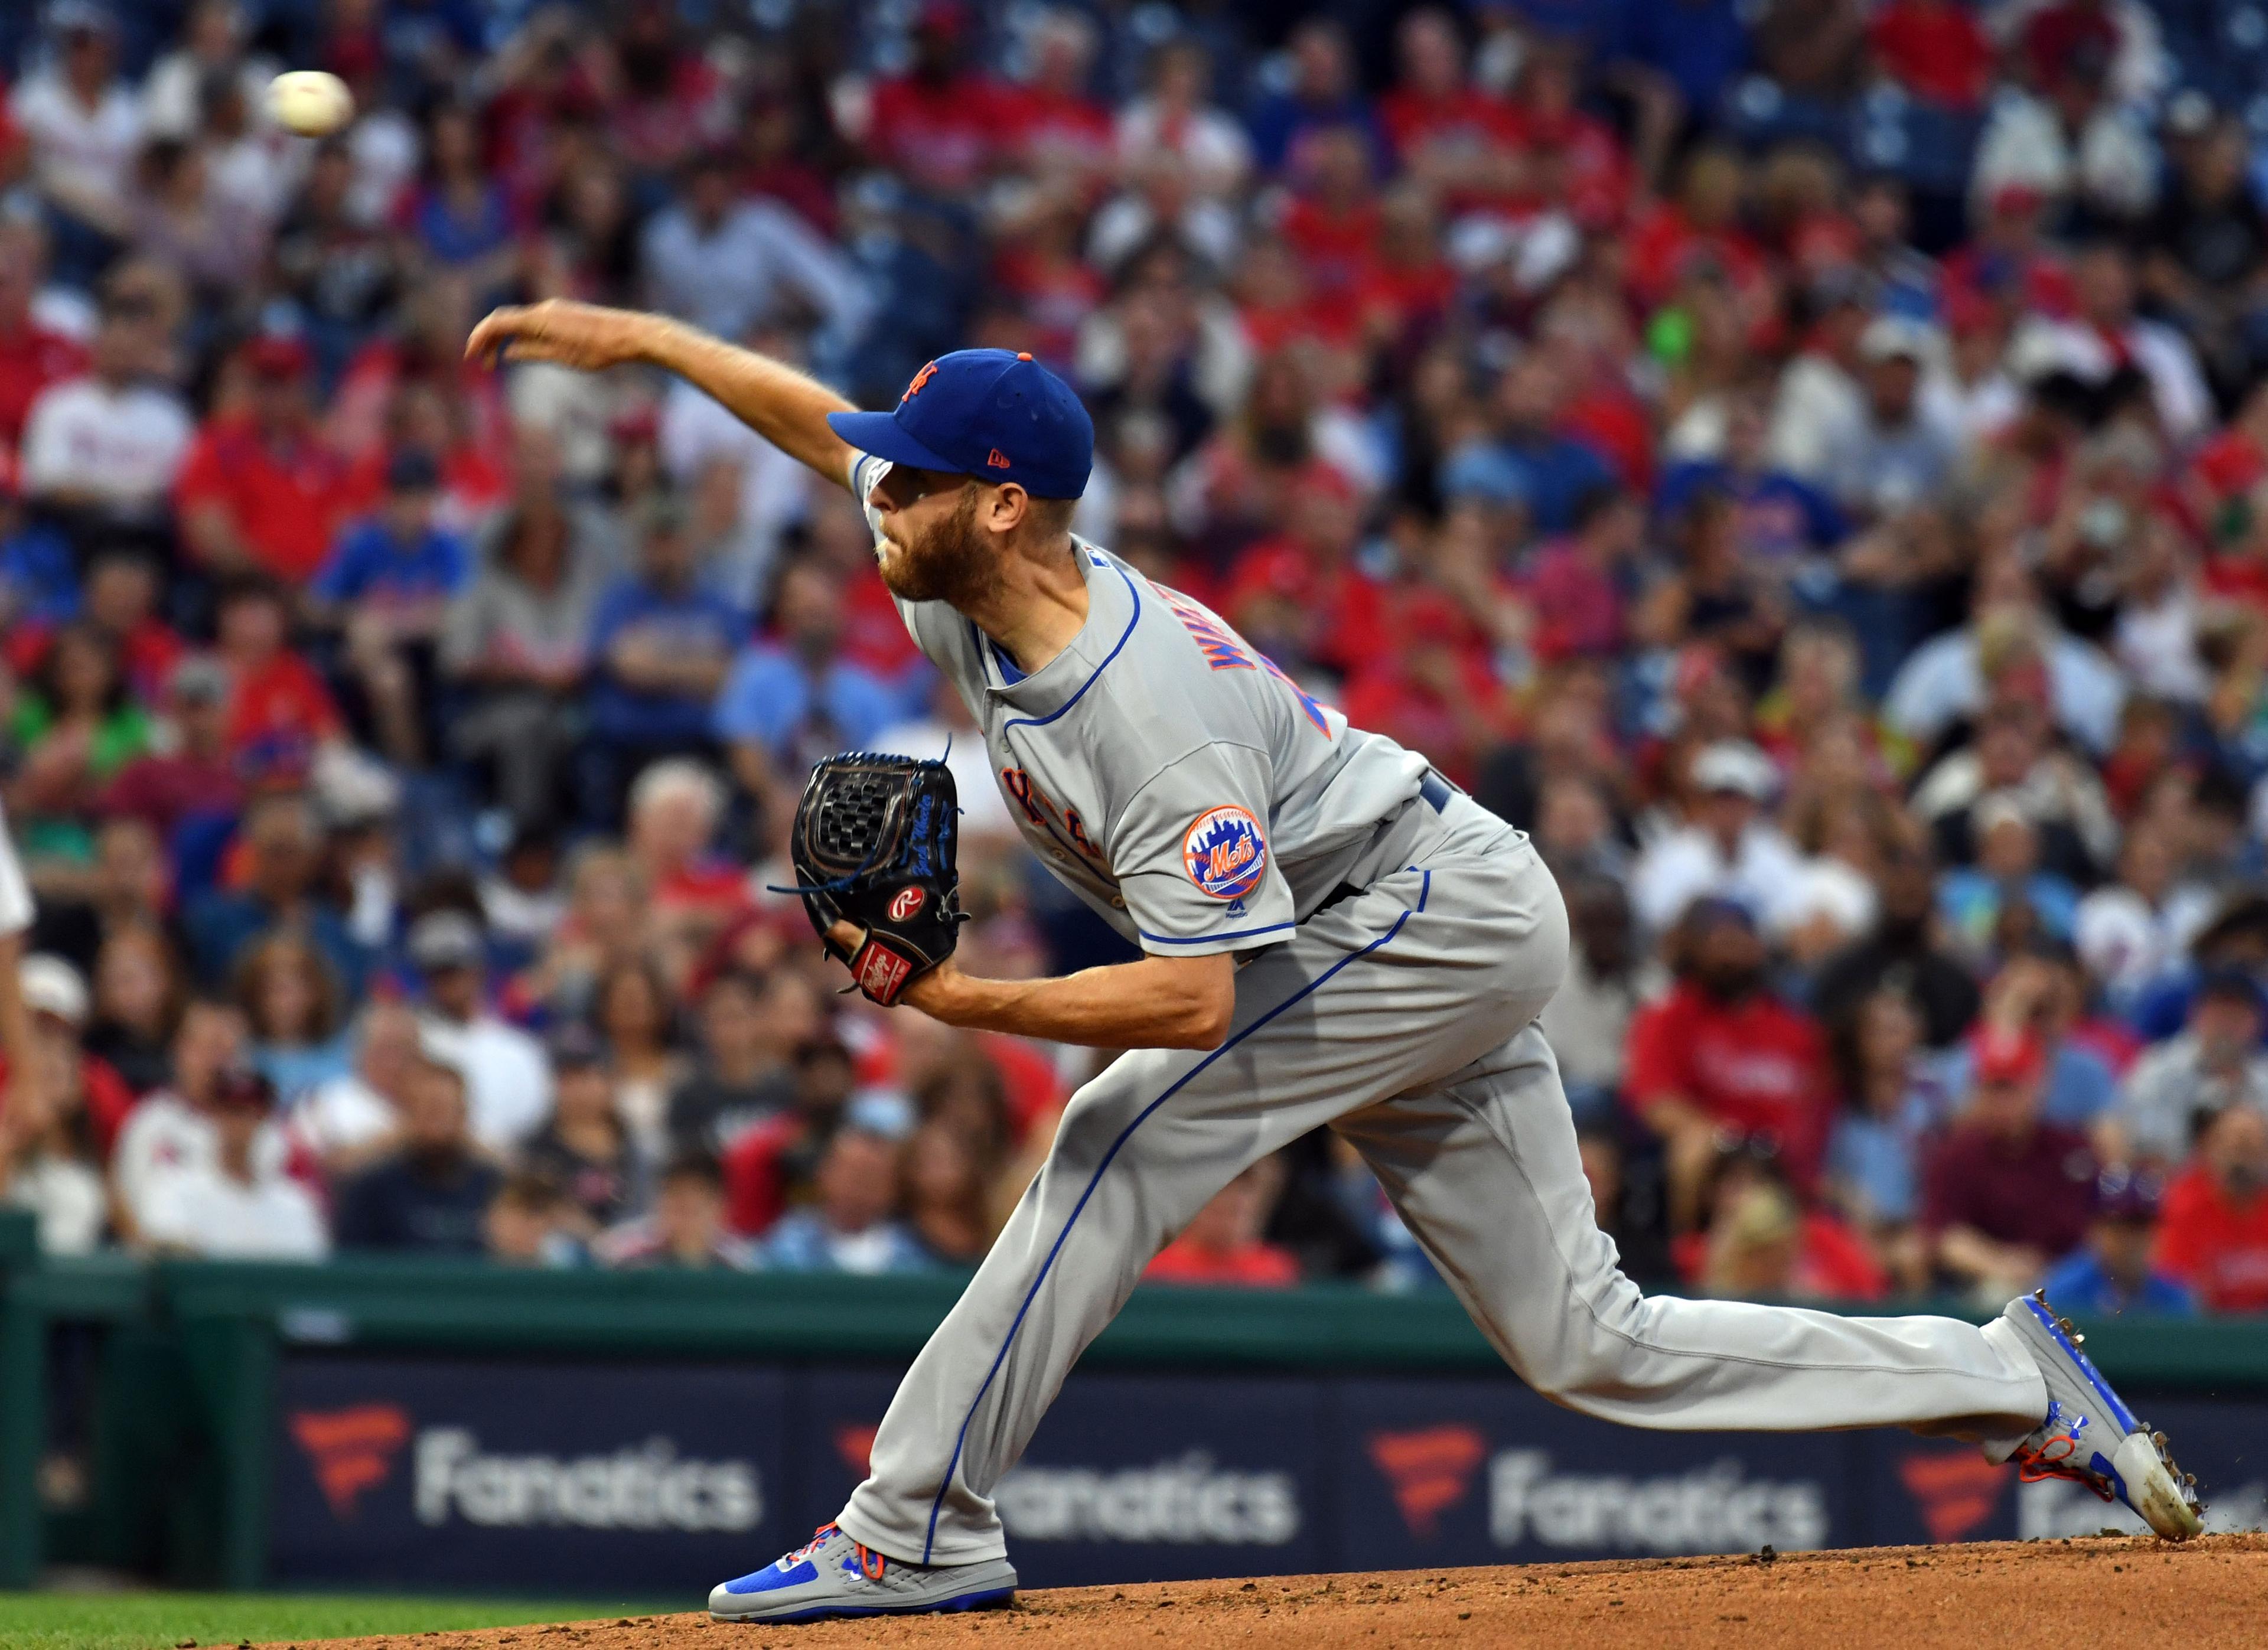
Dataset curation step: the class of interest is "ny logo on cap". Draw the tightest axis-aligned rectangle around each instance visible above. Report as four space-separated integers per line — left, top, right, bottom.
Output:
902 361 939 403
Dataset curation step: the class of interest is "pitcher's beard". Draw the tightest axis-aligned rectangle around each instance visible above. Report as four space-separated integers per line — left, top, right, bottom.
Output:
878 486 1002 609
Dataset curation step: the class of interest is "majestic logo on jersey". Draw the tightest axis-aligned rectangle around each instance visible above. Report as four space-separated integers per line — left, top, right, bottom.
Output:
901 360 939 402
1182 806 1268 901
889 886 927 921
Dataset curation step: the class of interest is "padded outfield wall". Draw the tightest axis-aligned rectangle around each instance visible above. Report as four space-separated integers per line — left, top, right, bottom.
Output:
2 1229 2264 1594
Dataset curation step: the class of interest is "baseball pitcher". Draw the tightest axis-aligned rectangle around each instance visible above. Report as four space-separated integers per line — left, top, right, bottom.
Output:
465 302 2203 1623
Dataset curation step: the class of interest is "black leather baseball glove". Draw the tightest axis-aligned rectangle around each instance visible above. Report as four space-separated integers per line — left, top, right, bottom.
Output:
780 752 963 1006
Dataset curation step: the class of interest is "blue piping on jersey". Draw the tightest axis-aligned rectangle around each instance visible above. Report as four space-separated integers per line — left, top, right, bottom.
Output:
1138 920 1297 945
919 896 1419 1563
998 563 1142 732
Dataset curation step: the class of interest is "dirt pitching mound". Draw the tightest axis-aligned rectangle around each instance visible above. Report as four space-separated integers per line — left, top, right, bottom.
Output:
268 1532 2268 1650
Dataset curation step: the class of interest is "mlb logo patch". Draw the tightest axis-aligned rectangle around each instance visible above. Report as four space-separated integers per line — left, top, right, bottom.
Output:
1182 806 1269 901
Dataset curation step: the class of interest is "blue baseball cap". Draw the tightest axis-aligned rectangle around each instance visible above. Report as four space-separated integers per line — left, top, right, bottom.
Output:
829 350 1093 500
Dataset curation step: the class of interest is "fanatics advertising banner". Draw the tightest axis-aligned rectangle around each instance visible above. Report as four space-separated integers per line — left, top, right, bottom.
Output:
268 1355 2268 1594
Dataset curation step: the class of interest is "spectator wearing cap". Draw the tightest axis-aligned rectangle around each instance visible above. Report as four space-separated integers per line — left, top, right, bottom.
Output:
291 1000 419 1179
2153 1103 2268 1312
1922 1028 2099 1298
761 1122 930 1275
1145 1155 1302 1287
333 1052 500 1254
1912 696 2117 887
2104 968 2268 1166
1935 791 2082 951
9 3 142 267
309 448 470 766
638 146 868 350
137 1068 325 1259
580 494 742 826
407 911 551 1155
2039 1168 2196 1315
18 273 190 546
0 952 126 1248
1624 898 1835 1231
1630 739 1804 934
521 1025 647 1230
1820 317 1959 523
715 554 909 842
175 334 364 586
94 655 242 841
184 790 366 1000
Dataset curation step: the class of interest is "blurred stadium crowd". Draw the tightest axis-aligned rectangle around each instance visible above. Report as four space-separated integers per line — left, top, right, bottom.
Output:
8 0 2268 1312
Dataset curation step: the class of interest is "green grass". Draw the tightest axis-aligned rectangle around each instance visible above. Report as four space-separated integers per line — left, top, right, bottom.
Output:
0 1591 672 1650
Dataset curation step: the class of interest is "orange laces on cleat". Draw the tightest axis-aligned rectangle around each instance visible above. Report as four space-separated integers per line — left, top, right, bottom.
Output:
792 1522 887 1580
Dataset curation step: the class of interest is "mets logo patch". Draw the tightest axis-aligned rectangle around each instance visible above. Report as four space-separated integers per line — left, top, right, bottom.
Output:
1182 806 1269 901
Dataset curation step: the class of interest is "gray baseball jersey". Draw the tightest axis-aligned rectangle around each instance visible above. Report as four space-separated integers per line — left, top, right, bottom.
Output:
851 450 1428 956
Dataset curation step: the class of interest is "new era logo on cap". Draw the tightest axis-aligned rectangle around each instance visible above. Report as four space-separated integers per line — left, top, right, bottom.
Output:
829 349 1093 500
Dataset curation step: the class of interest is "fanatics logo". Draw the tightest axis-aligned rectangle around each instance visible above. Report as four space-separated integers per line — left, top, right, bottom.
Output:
889 886 927 921
291 1403 413 1520
1367 1425 1488 1537
1895 1447 2009 1543
1181 806 1268 901
857 943 913 1002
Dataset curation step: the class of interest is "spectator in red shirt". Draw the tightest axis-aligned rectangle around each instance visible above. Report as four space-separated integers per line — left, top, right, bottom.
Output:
1144 1155 1301 1287
1868 0 1997 112
0 220 87 458
2154 1104 2268 1312
1003 11 1113 188
175 335 367 586
1377 9 1521 208
1923 1028 2099 1295
865 2 1011 196
213 578 343 772
1625 898 1834 1230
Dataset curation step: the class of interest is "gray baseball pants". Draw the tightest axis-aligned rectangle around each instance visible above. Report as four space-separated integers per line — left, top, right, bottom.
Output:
837 795 2050 1566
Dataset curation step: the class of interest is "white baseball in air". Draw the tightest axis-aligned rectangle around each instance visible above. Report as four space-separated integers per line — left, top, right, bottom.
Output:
268 70 355 138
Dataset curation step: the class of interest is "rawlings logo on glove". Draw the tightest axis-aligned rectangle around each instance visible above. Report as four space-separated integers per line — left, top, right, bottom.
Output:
775 753 964 1006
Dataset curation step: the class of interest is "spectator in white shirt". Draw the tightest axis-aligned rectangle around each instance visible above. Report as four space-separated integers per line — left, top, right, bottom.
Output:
139 1067 327 1259
0 958 108 1254
112 998 286 1238
291 1000 421 1177
1630 741 1805 935
18 277 191 539
408 911 552 1153
11 4 144 247
140 0 275 143
638 149 869 350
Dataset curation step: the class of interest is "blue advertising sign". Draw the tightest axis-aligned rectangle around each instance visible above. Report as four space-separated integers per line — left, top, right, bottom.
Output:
269 1356 790 1593
1338 1379 1852 1566
797 1370 1324 1587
